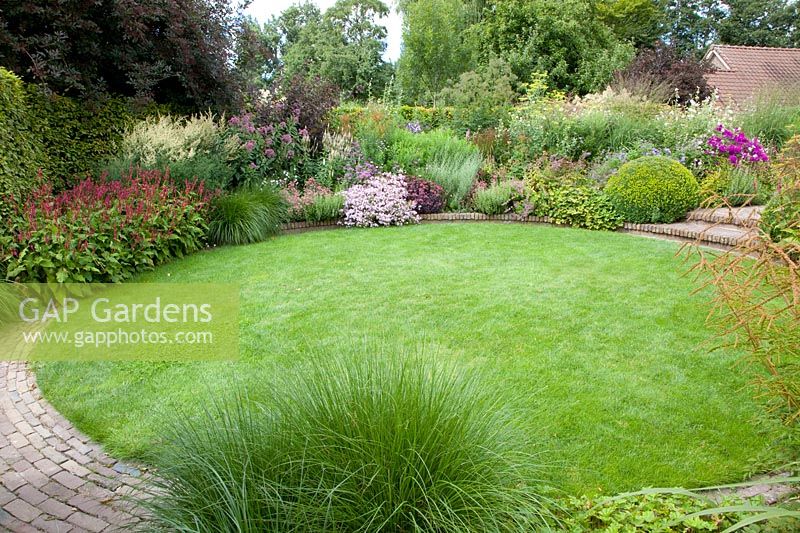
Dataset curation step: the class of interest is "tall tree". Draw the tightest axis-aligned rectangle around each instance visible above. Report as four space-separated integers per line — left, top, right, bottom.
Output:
397 0 476 104
718 0 799 47
598 0 665 48
469 0 634 94
662 0 723 54
263 0 391 99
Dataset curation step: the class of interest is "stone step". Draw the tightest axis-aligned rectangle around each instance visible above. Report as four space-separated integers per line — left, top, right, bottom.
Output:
687 206 764 228
623 220 756 248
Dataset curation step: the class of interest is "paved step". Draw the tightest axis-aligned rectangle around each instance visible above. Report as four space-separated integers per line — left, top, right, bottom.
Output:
687 206 764 228
622 221 756 248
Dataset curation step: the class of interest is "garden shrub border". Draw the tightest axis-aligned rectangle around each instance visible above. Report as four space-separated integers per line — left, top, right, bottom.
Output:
280 213 750 248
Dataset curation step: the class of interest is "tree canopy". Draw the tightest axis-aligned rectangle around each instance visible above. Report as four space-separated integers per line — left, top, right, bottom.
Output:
259 0 392 99
0 0 245 110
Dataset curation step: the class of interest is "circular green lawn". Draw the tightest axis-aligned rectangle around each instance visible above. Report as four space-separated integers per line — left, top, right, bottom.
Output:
36 223 790 495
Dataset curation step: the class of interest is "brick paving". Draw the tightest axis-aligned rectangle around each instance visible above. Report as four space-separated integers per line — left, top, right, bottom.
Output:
0 362 148 532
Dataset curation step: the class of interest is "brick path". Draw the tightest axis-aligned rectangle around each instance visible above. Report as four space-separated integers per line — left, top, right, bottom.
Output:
0 362 147 532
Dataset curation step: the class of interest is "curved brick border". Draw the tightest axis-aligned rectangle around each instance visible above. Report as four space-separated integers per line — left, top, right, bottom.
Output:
282 212 756 248
1 362 147 532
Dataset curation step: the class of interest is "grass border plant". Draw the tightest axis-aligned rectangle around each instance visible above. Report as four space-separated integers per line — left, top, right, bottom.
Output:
142 353 558 532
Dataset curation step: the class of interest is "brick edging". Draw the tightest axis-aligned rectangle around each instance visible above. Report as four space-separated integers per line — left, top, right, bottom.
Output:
280 213 752 248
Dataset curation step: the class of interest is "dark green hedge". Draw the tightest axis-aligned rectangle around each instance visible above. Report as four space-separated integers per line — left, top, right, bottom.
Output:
24 87 138 188
1 66 162 203
0 68 48 205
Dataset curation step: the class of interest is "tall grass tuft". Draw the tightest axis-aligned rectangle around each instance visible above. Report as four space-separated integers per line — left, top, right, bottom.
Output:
143 354 556 532
740 86 800 149
207 186 287 246
424 152 482 210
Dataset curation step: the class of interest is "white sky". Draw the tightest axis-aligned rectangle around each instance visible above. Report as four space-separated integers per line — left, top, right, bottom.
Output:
245 0 403 62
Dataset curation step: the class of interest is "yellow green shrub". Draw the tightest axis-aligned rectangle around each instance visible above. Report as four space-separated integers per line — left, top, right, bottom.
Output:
605 156 699 223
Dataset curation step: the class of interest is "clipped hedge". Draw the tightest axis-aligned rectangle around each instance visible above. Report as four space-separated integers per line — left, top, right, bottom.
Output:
330 104 455 132
0 67 154 205
25 87 141 187
605 156 700 223
0 69 47 205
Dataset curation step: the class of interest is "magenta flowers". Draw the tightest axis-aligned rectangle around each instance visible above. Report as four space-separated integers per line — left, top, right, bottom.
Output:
707 124 769 166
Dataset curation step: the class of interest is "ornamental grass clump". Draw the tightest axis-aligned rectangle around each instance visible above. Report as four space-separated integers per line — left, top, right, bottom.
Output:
343 172 419 227
207 186 287 246
605 156 699 223
424 151 483 210
144 354 557 532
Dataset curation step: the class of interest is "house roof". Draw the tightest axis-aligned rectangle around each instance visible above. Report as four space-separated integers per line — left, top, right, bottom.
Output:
704 45 800 104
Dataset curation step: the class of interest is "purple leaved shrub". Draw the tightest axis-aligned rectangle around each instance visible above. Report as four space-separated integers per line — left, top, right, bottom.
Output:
343 173 420 227
405 176 445 214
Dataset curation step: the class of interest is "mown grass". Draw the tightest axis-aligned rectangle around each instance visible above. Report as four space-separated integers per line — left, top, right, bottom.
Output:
36 223 793 495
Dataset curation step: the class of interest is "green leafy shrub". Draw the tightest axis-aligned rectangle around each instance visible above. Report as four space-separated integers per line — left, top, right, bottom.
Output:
144 354 556 532
208 186 287 246
0 68 47 208
760 184 800 248
105 114 239 190
424 151 483 210
761 134 800 249
473 181 523 215
1 169 212 283
541 187 624 231
605 156 700 223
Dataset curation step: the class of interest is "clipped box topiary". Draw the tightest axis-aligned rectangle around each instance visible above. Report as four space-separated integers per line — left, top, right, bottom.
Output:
605 156 700 223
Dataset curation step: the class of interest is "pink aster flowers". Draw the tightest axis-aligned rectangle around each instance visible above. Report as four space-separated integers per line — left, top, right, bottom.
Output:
342 172 420 228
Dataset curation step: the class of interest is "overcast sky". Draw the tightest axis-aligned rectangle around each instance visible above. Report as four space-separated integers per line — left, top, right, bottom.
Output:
245 0 404 62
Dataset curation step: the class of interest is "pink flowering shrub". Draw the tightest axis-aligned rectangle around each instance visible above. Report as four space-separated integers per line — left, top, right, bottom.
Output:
342 173 420 227
227 111 310 187
707 124 769 166
0 168 214 283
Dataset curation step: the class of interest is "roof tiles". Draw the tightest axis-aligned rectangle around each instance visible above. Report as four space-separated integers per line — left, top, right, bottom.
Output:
705 45 800 104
